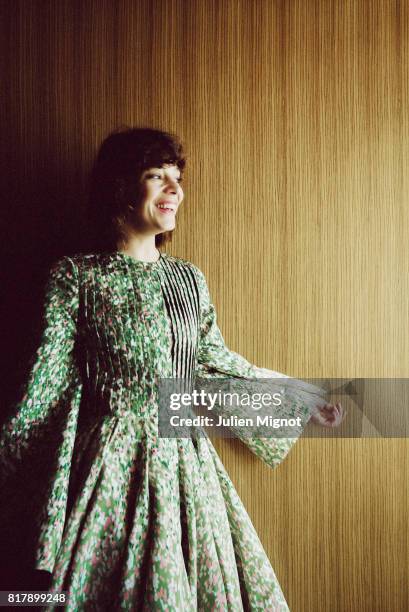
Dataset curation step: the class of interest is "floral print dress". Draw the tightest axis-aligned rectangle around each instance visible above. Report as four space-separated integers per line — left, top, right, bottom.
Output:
0 252 326 611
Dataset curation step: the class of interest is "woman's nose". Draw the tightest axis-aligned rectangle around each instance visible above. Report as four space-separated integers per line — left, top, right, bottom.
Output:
164 179 179 193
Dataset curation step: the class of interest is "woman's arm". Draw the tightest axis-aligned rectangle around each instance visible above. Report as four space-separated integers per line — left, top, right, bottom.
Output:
0 256 85 570
0 256 82 472
192 263 330 469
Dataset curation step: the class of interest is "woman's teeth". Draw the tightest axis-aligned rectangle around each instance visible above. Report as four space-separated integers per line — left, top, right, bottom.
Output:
157 205 174 213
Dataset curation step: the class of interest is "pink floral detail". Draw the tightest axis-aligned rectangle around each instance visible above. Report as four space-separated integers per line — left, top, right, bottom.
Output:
104 517 112 529
157 587 166 600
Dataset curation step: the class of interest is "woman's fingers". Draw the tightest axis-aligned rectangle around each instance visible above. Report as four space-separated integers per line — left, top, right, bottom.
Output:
311 401 347 427
313 402 344 427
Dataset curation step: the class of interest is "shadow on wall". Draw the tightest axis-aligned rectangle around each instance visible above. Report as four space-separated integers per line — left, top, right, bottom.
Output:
0 151 89 592
0 151 90 422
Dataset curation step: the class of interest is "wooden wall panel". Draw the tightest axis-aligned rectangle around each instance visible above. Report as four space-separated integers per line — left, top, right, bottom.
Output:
1 1 407 610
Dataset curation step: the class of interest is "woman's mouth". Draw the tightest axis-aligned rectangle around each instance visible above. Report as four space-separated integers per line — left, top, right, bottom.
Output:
156 204 176 214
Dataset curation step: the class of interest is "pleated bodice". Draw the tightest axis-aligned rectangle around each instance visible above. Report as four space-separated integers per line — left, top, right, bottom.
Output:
75 251 201 418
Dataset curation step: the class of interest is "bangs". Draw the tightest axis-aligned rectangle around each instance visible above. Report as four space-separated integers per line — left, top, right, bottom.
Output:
140 143 186 173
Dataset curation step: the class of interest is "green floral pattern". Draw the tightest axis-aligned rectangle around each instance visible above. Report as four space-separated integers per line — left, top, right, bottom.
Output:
0 252 326 611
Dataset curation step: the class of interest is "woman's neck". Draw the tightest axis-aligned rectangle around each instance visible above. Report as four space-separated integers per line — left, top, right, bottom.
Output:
116 235 160 263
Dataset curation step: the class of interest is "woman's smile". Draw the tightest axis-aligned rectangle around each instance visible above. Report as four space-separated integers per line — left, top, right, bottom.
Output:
156 200 178 214
130 164 184 231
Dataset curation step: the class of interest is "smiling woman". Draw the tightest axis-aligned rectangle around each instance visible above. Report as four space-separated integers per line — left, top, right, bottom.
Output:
0 126 343 611
86 127 186 258
123 163 184 247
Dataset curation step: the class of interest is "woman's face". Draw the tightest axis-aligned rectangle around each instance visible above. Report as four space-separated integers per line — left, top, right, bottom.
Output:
127 163 184 235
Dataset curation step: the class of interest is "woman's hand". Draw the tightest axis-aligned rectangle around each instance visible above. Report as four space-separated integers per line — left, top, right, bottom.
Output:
309 402 346 428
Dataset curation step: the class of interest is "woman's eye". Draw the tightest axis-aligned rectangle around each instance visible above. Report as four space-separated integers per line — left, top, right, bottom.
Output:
146 174 183 184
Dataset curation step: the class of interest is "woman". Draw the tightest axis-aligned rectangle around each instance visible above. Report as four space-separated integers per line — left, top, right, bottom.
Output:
0 127 344 611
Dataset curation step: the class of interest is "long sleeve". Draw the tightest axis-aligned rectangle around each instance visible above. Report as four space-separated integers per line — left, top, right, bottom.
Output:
0 256 83 570
192 264 327 469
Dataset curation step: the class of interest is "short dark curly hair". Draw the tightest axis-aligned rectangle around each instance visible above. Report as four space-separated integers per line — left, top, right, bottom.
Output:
87 127 186 252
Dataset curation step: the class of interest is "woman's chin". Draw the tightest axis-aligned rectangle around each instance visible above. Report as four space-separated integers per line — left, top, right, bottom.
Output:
159 220 176 231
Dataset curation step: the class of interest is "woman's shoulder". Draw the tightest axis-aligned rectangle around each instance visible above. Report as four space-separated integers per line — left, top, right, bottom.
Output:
49 252 102 273
161 252 198 269
160 253 207 279
49 253 210 302
56 251 202 275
